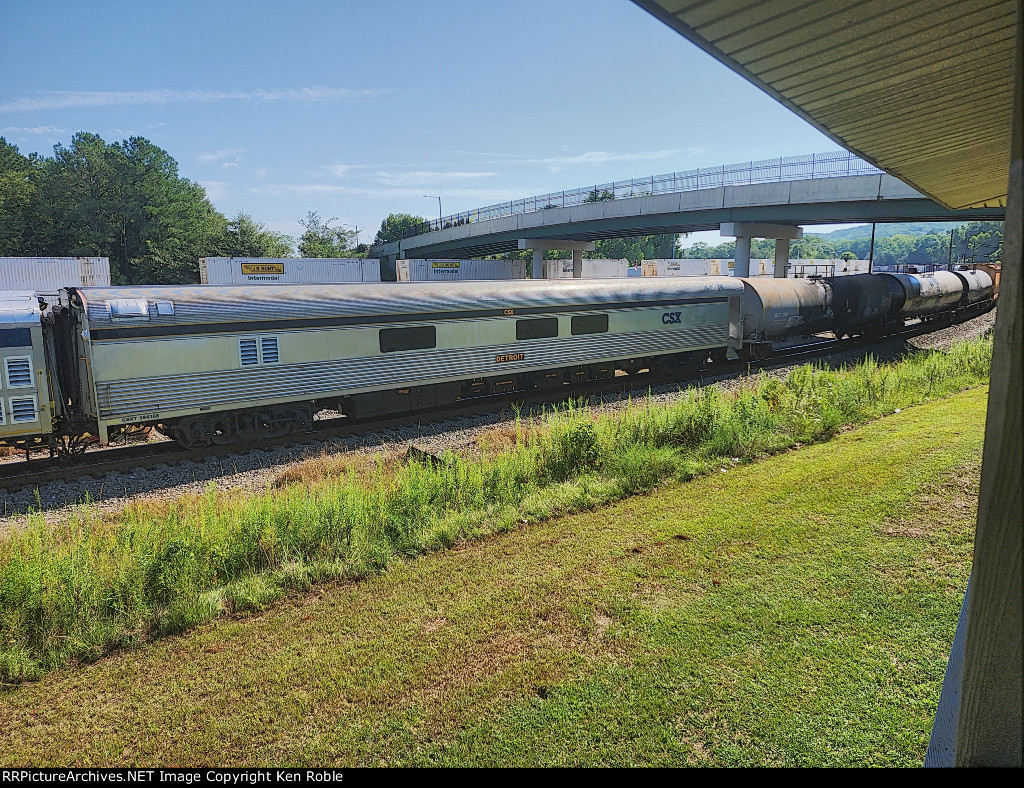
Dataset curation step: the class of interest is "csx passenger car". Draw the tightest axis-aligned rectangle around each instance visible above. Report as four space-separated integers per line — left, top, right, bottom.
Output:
0 269 996 454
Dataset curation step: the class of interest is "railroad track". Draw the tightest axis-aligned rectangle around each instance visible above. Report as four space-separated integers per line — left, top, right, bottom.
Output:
0 322 956 495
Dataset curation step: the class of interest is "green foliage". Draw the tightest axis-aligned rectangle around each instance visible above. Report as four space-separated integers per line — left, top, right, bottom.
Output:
590 234 677 264
583 189 614 203
297 211 357 258
0 132 298 283
217 213 294 258
680 221 1005 267
0 139 38 256
0 338 994 683
29 133 227 283
374 213 428 245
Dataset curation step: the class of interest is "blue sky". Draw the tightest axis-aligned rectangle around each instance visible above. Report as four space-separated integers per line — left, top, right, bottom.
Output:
1 0 858 248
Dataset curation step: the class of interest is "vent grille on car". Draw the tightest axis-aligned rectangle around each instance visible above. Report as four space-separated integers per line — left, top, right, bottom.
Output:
4 357 32 388
239 338 259 366
260 336 279 364
9 396 36 423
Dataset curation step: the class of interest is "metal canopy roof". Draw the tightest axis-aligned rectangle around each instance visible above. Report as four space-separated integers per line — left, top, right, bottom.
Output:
632 0 1016 210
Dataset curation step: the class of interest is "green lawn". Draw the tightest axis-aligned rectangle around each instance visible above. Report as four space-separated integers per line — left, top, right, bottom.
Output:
0 385 986 766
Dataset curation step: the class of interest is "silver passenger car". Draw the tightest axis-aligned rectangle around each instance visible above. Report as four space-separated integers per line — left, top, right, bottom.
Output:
68 278 745 446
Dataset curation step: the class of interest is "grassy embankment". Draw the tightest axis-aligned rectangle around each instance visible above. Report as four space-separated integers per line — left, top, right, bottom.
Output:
0 385 987 765
0 338 992 686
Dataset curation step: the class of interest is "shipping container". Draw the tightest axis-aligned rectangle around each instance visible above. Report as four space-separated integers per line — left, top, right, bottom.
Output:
642 259 731 277
396 259 527 281
199 257 381 285
542 259 629 279
647 258 871 278
0 257 110 300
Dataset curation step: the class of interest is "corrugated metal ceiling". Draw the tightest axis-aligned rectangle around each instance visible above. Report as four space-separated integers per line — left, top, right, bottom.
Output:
633 0 1016 209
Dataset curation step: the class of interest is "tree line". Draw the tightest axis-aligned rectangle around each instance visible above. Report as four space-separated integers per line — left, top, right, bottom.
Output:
0 133 426 284
682 222 1004 267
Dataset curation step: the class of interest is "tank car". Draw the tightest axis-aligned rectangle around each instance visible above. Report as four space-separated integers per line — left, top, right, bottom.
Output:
737 274 904 359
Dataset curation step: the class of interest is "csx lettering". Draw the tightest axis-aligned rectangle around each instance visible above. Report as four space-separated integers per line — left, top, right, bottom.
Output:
662 312 682 324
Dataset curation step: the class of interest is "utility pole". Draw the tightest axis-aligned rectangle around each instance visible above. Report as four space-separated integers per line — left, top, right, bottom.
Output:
868 222 876 273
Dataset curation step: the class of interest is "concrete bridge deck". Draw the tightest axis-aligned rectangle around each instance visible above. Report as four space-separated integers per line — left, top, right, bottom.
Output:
377 171 1004 264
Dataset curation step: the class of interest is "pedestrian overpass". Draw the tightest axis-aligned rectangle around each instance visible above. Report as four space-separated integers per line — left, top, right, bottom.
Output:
374 151 1003 277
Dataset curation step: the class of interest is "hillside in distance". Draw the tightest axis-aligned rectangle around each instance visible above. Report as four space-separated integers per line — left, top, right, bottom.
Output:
814 222 963 241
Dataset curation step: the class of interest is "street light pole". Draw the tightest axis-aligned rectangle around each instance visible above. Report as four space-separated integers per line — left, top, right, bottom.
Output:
424 195 442 227
341 224 360 245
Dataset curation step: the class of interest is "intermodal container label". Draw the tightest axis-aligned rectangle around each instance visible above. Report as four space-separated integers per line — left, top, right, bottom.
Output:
241 263 285 275
431 261 460 269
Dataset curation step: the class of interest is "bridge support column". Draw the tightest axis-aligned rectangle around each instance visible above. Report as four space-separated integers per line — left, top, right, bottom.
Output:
518 239 596 279
720 222 803 278
572 249 583 278
532 248 546 279
774 238 791 278
734 236 752 277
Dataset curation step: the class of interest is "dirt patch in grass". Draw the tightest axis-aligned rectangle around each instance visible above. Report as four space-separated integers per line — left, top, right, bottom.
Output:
272 449 405 488
875 466 981 539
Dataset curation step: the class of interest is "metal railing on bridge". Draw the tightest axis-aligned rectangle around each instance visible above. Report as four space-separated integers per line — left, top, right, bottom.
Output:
401 150 882 240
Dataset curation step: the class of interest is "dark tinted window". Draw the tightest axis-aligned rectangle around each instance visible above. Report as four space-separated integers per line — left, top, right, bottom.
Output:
379 325 436 353
0 328 31 348
516 318 558 340
570 314 608 335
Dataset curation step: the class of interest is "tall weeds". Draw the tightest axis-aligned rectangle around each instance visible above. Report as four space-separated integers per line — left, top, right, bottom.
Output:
0 338 993 682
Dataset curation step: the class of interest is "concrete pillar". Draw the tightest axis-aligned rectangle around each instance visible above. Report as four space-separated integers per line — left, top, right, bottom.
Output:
734 236 751 278
572 248 583 278
774 238 791 278
518 239 595 279
720 222 802 279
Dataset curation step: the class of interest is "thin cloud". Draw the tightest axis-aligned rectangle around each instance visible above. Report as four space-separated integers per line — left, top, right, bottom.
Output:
199 181 230 201
250 183 539 203
369 170 498 187
197 148 245 164
524 149 702 172
326 164 355 178
1 125 67 135
0 86 386 113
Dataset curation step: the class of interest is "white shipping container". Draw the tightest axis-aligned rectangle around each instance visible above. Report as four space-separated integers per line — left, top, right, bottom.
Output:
656 258 871 277
643 259 731 277
0 257 111 299
199 257 381 284
397 259 527 281
543 259 629 279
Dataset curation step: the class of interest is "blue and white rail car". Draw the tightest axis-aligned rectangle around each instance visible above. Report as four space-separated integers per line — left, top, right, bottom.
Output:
0 292 54 450
67 278 744 448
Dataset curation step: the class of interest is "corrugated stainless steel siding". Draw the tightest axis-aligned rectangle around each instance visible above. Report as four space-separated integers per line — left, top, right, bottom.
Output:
95 323 727 416
80 278 745 328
